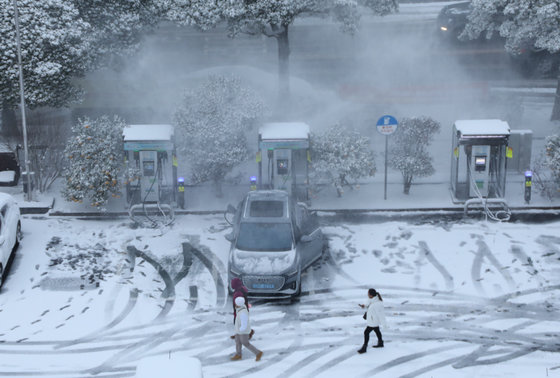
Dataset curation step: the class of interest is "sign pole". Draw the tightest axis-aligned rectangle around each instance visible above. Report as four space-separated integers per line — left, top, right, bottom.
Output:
376 115 398 201
384 135 388 200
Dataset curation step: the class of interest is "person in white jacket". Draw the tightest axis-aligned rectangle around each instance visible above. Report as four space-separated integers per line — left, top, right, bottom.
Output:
358 288 386 353
231 297 263 361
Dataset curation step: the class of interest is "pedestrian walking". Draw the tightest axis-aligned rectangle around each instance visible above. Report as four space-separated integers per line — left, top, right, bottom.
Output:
230 278 254 339
230 297 263 362
357 288 386 353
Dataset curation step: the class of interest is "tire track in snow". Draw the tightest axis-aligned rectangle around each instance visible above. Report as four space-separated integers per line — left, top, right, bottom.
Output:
418 241 454 291
0 369 135 377
322 243 358 284
361 344 468 377
55 288 139 349
400 355 465 378
453 344 537 368
536 235 560 277
306 343 360 377
2 288 557 372
509 244 541 281
182 241 228 308
471 239 515 295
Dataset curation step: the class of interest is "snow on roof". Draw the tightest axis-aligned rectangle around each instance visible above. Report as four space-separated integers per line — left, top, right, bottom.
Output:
454 119 510 136
123 124 174 141
0 143 15 153
0 171 16 183
259 122 310 140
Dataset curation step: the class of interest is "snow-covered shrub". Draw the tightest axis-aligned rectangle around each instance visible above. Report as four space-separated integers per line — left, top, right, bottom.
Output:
63 116 125 207
388 116 440 195
173 75 264 196
310 125 376 197
532 135 560 199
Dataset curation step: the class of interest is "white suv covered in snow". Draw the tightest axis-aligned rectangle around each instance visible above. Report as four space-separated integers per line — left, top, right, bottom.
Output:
225 190 324 299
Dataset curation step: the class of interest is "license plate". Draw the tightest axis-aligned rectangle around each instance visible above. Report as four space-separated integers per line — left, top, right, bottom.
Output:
253 283 274 289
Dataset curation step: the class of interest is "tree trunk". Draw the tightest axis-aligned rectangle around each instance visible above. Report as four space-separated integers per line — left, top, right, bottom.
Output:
403 174 413 195
214 179 223 198
551 73 560 121
1 101 20 139
276 26 290 100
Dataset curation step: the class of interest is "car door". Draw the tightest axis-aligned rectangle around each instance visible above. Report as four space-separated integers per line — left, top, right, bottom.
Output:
0 213 6 268
297 203 323 269
7 202 18 248
0 204 13 252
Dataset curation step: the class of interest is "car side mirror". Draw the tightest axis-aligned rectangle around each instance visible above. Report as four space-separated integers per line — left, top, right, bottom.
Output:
225 233 235 242
301 234 313 243
224 204 237 225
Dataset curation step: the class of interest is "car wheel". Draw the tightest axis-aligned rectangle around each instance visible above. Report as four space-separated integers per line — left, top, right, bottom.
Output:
292 270 302 300
15 222 22 248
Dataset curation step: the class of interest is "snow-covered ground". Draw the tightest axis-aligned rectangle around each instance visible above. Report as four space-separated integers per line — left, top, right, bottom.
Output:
0 214 559 377
1 2 559 376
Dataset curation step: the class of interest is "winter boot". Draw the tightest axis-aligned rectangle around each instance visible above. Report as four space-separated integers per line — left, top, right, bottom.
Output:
255 351 263 361
357 345 367 354
372 341 384 348
230 354 242 361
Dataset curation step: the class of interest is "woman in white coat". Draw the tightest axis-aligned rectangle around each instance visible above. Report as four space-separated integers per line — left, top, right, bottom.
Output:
358 288 386 353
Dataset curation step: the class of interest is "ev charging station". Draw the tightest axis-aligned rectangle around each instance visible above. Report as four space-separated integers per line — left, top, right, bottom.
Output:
257 122 310 202
123 124 178 225
450 119 511 219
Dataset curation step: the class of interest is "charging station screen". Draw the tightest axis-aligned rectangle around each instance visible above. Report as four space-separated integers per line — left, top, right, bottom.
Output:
277 159 289 175
143 161 155 176
475 156 486 172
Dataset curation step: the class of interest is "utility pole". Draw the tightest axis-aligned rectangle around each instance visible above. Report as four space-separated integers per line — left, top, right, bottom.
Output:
13 0 32 201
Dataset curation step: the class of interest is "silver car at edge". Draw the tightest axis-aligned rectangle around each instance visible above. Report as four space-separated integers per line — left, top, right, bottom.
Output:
225 190 325 299
0 192 22 289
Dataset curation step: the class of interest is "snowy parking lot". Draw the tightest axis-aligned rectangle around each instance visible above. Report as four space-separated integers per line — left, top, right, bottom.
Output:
0 214 558 377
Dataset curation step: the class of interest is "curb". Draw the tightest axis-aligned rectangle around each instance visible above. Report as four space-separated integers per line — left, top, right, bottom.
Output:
37 206 560 218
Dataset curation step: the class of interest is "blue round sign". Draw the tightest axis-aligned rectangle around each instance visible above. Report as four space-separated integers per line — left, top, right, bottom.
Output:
376 115 398 135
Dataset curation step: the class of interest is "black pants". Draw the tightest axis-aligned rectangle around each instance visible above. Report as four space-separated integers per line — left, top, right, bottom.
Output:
363 326 383 346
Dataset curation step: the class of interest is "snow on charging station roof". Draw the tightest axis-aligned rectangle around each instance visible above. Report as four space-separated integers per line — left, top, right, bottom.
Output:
455 119 510 137
123 124 174 141
259 122 310 140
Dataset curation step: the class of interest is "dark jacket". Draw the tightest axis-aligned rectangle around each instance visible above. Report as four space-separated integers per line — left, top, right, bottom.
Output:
231 278 249 322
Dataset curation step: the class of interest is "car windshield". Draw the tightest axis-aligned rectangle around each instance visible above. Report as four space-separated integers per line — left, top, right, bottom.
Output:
236 222 293 251
248 200 284 217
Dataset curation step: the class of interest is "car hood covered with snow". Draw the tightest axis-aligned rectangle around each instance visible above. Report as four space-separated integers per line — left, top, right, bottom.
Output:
232 249 296 275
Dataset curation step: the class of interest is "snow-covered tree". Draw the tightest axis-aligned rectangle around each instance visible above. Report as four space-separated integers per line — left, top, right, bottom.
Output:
173 75 264 196
63 116 125 207
310 125 376 197
0 1 86 134
0 0 161 136
545 135 560 181
463 0 560 120
532 134 560 199
388 116 440 195
166 0 398 97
